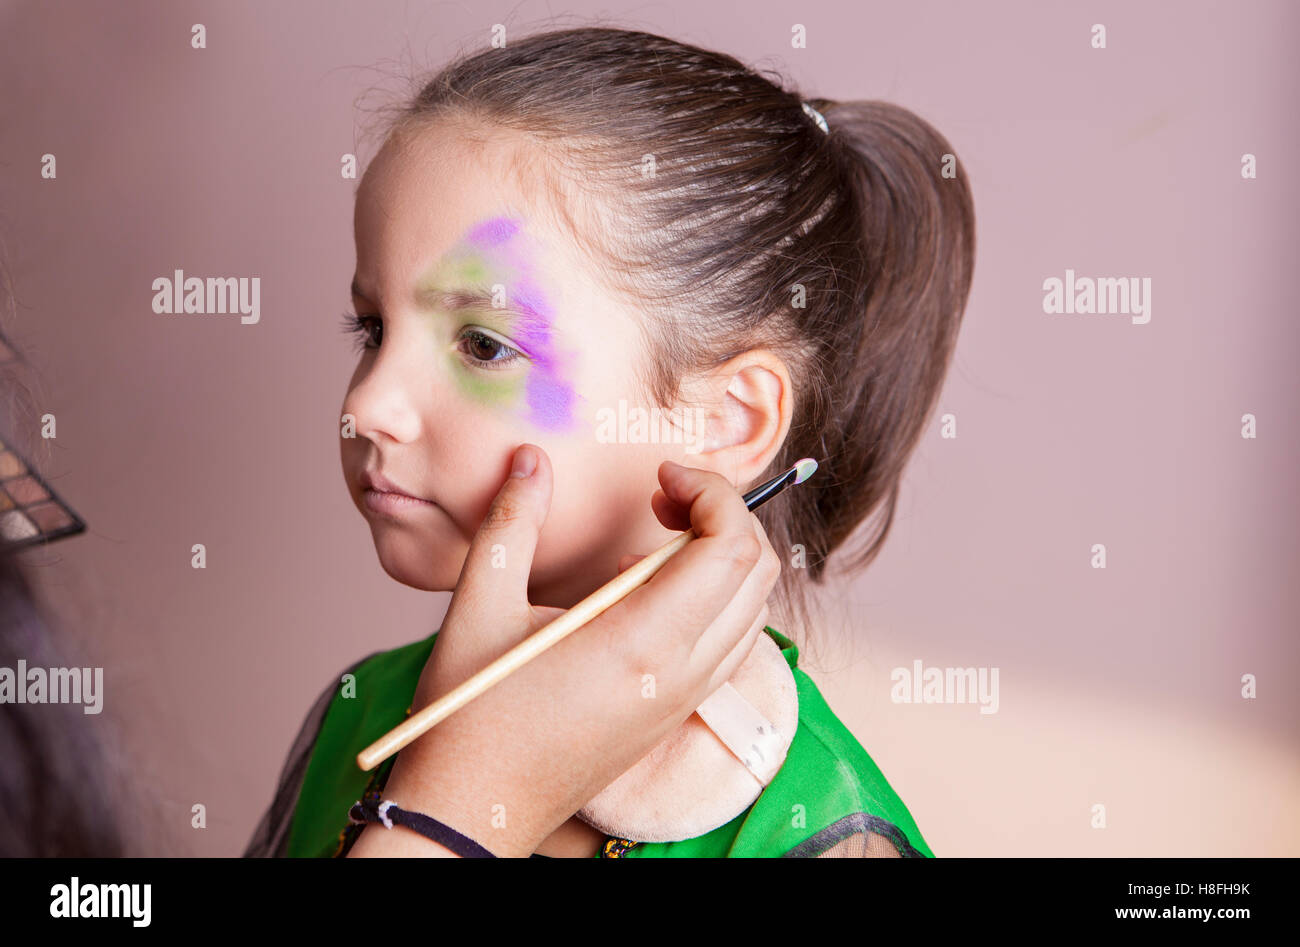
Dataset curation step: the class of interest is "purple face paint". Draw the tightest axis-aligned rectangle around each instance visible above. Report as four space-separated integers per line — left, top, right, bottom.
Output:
465 216 519 248
464 215 580 432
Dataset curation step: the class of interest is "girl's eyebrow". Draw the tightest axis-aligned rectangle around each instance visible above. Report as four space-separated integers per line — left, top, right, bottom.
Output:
414 285 522 318
349 278 523 320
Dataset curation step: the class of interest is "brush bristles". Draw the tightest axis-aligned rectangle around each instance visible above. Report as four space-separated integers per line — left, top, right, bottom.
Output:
793 458 818 485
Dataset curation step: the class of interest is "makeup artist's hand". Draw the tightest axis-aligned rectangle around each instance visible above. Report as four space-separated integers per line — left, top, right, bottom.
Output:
349 442 779 858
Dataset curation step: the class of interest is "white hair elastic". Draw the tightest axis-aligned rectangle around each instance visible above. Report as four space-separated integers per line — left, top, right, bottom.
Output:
802 101 829 134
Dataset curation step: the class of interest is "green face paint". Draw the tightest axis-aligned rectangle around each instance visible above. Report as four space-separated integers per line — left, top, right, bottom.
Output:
417 250 532 412
448 354 528 405
448 254 490 286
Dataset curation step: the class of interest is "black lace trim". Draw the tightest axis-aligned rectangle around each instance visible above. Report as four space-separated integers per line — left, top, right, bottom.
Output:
781 811 925 858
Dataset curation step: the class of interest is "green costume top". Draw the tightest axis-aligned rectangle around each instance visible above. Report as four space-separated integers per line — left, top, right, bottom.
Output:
244 626 933 858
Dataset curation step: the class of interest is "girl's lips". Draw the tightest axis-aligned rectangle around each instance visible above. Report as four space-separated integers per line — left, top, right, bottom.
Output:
363 488 437 517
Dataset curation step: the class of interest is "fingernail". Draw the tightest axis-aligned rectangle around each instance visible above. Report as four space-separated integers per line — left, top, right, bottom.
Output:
510 445 537 479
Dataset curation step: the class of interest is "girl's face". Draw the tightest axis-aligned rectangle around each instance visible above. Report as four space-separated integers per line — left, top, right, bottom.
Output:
340 123 708 608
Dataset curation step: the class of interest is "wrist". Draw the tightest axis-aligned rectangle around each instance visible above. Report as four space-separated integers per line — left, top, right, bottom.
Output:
347 820 463 857
380 741 554 858
349 794 500 858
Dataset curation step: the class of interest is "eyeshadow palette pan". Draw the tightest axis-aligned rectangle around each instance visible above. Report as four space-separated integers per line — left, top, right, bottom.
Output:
0 441 85 547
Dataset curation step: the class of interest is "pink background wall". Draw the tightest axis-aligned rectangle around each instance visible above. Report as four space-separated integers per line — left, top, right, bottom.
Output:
0 0 1295 856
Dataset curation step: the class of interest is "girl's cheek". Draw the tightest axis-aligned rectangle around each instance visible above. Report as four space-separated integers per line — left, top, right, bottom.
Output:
448 352 527 410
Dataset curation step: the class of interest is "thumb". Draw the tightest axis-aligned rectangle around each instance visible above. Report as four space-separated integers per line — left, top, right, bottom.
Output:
447 443 551 620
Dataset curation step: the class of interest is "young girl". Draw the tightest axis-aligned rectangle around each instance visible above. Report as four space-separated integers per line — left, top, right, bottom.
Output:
245 25 975 859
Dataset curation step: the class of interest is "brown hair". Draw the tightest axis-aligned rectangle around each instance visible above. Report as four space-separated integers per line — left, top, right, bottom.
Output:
379 26 976 640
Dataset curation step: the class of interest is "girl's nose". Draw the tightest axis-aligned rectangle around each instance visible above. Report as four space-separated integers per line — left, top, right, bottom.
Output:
343 350 425 445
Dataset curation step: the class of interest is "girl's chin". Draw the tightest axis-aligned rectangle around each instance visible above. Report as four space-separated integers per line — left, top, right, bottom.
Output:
371 537 464 592
378 558 459 591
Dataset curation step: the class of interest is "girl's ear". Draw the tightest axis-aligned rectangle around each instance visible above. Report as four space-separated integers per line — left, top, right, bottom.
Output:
683 348 793 489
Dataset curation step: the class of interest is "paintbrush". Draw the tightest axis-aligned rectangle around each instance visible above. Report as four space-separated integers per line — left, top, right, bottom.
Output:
357 457 819 771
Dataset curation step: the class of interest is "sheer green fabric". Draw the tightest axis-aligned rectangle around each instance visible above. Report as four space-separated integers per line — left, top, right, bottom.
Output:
271 626 933 858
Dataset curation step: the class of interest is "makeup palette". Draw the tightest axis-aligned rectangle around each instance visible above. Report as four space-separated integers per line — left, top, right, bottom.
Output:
0 437 85 548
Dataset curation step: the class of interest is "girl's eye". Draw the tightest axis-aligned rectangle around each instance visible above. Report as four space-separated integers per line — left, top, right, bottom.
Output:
341 312 381 350
457 327 525 370
340 313 523 369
